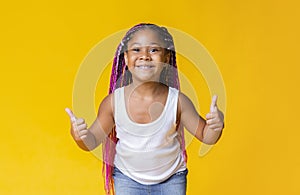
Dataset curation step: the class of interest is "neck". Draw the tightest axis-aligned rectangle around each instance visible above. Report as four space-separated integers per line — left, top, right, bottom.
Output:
128 81 165 97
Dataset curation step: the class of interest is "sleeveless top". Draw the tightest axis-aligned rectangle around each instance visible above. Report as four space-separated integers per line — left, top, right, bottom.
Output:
113 86 186 185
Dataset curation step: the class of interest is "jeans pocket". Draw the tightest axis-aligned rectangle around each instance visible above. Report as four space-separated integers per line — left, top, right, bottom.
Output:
174 169 188 176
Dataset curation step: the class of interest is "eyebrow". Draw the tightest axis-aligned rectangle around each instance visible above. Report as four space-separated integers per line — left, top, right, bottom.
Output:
128 42 162 47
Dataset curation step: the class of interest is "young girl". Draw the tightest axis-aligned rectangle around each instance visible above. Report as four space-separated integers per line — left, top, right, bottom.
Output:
65 23 224 195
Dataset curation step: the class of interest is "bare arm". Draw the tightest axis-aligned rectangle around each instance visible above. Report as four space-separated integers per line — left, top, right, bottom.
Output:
89 94 115 148
179 93 224 145
66 94 115 151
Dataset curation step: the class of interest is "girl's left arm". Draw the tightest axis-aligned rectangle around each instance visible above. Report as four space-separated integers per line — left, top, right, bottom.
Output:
178 93 224 145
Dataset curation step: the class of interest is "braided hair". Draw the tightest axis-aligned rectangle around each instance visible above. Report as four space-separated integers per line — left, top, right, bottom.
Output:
103 23 187 195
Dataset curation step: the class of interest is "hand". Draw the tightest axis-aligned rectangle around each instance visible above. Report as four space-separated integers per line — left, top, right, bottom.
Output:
206 95 224 132
65 108 89 141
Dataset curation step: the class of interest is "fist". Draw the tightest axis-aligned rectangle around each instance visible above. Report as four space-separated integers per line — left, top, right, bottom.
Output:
206 95 224 132
65 108 89 141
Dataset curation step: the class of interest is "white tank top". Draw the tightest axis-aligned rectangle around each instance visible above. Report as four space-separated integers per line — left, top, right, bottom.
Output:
113 86 186 185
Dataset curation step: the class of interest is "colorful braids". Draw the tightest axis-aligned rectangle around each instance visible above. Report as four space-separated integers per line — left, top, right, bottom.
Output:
102 23 187 195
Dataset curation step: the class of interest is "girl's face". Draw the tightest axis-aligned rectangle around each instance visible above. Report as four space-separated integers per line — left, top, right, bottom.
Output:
124 29 170 84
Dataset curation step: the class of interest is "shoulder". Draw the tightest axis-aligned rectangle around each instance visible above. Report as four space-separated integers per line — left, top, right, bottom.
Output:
178 91 192 105
101 93 114 105
98 92 116 116
102 87 125 106
177 91 196 114
99 86 126 114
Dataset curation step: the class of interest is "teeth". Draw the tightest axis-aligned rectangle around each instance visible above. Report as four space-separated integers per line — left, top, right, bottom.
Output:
137 65 152 69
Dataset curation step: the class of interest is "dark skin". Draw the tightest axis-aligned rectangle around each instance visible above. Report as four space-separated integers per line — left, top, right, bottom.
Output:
66 29 224 151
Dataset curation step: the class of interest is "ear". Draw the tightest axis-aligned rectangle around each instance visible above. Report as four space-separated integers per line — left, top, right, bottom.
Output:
164 51 170 65
124 52 128 65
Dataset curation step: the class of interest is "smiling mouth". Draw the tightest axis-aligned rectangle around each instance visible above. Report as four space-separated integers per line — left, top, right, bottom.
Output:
135 65 155 69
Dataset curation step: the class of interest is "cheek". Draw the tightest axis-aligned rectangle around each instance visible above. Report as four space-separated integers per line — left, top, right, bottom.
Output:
153 55 167 63
128 64 134 70
127 57 136 69
125 52 137 64
127 56 136 65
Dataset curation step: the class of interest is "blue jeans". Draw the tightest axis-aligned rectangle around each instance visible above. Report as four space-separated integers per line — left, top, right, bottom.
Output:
113 167 188 195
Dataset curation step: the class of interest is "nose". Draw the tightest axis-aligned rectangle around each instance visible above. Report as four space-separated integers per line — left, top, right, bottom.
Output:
139 50 151 61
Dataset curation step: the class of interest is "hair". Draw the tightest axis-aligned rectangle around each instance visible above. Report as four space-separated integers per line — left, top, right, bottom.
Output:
102 23 187 195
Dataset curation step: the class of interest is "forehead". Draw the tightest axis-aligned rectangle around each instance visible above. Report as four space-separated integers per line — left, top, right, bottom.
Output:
128 29 164 46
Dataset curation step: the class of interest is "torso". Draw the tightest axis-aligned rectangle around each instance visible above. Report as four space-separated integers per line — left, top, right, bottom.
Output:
124 84 169 124
113 85 187 184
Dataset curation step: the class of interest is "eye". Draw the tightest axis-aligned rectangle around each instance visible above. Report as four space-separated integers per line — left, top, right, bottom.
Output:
131 48 140 52
149 47 161 53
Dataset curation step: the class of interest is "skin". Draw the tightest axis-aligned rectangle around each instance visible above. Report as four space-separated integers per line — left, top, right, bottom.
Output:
65 29 224 151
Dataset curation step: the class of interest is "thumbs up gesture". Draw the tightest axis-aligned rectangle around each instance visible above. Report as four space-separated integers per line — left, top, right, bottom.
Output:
206 95 224 132
65 108 89 141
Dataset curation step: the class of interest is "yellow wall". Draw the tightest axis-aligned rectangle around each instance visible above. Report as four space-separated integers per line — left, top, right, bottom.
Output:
1 0 298 194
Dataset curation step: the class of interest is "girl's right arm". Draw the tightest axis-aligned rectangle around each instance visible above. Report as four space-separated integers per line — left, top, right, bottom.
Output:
66 94 115 151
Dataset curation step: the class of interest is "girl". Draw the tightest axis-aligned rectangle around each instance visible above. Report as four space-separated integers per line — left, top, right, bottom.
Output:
66 23 224 195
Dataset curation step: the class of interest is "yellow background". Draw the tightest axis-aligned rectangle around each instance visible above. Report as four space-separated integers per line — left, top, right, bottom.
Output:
1 0 298 194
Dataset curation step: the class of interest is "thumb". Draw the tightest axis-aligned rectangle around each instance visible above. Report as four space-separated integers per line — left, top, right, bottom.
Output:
210 95 218 112
65 107 77 123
